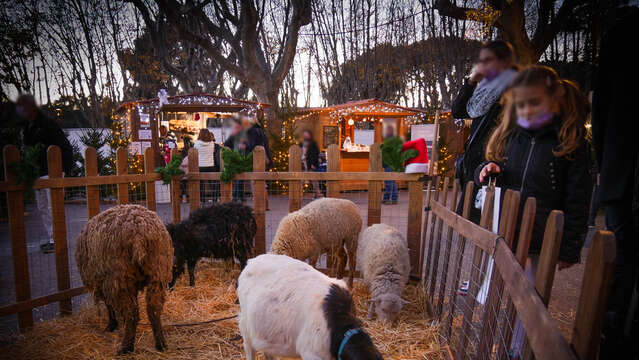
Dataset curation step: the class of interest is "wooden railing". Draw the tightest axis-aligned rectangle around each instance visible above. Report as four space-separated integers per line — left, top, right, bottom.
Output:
1 143 425 332
422 179 616 360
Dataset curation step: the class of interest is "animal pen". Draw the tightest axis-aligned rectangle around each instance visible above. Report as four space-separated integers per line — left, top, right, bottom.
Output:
0 143 615 359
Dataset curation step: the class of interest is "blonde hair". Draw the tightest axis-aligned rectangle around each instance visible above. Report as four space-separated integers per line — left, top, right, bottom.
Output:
485 66 588 162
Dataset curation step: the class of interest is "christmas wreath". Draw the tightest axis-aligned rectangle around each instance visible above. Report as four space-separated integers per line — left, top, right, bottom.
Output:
8 144 43 191
381 137 418 172
154 154 185 184
220 148 253 183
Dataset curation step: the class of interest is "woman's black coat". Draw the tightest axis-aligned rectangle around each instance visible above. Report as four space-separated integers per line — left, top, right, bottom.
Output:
452 79 503 222
301 140 320 170
473 122 590 263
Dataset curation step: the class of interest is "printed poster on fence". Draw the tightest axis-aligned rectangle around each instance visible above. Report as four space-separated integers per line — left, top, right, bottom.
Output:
410 124 436 159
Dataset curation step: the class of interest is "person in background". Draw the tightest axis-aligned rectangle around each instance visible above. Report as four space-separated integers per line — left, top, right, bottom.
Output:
244 115 273 168
224 118 248 202
194 128 221 203
300 129 321 199
593 4 639 357
18 94 74 254
475 66 590 357
382 126 399 205
452 40 517 222
179 137 191 203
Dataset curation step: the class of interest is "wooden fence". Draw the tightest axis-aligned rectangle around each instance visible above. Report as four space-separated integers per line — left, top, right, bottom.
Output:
422 180 616 360
1 143 616 360
0 143 424 332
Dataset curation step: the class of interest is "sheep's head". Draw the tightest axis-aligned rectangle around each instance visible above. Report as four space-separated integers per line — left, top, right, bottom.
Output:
372 293 408 323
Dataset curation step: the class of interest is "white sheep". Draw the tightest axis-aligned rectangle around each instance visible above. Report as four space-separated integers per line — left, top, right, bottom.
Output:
237 254 383 360
270 197 362 287
357 223 410 323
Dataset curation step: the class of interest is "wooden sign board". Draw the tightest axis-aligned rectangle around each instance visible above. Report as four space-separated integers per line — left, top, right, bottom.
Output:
323 126 339 148
411 124 437 159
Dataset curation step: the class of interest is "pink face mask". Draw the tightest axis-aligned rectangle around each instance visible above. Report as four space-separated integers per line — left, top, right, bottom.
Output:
517 112 554 130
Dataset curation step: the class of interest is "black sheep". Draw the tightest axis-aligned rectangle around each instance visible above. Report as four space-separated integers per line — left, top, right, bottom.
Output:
166 202 256 288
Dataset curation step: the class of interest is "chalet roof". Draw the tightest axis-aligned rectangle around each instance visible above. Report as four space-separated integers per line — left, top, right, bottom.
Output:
296 99 428 117
115 93 270 113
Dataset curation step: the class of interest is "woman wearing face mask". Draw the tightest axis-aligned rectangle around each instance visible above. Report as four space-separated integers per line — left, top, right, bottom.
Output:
452 40 517 223
476 66 590 275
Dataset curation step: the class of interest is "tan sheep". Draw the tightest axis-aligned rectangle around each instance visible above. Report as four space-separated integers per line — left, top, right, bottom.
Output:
357 223 410 323
75 204 173 355
270 197 362 287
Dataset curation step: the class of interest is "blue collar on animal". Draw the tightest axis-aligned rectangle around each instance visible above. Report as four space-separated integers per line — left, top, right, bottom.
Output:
338 328 361 360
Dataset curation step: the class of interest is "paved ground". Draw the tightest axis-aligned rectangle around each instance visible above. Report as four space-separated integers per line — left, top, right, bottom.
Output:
0 189 597 342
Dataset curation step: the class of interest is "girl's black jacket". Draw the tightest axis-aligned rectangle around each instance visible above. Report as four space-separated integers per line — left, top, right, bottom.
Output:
474 121 591 263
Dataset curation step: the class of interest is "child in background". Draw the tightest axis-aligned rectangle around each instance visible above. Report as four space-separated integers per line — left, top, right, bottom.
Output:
476 66 591 357
477 66 590 270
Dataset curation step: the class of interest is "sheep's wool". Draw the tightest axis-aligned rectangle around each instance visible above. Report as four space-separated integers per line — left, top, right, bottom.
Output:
75 204 174 307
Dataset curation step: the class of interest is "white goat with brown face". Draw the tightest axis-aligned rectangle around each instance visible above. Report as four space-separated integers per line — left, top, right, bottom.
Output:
237 254 383 360
357 223 410 323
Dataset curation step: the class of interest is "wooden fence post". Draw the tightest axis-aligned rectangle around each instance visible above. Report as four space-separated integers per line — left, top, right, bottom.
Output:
443 181 474 340
48 146 72 315
367 144 382 226
422 176 440 288
435 180 459 316
418 178 433 280
188 148 200 213
571 230 616 360
326 144 340 198
477 190 520 359
288 145 302 212
497 197 537 360
407 178 424 279
535 210 564 306
3 145 33 331
458 187 494 359
116 147 128 204
84 147 100 219
144 147 156 211
220 148 233 203
428 177 449 299
253 146 266 254
170 148 181 223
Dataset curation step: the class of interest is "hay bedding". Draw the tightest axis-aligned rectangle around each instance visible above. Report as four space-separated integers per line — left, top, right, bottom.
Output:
0 260 443 360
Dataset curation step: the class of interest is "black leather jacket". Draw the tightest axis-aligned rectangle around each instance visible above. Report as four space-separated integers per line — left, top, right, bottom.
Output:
474 122 591 263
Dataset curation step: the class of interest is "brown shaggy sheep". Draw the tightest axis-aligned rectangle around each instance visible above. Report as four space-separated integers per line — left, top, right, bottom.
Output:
75 204 173 354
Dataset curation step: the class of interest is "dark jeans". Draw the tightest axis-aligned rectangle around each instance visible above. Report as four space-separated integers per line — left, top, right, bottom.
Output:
233 180 246 202
383 166 398 202
600 199 639 358
199 166 219 202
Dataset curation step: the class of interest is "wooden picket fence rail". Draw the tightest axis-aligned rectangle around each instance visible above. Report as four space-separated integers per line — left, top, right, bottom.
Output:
0 143 425 333
422 179 616 360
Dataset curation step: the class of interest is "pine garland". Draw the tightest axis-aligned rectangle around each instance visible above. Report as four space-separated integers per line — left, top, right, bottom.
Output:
154 154 185 184
220 148 253 183
381 137 418 172
8 144 43 191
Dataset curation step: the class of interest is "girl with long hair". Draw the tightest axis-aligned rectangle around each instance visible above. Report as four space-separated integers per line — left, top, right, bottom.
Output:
477 66 590 270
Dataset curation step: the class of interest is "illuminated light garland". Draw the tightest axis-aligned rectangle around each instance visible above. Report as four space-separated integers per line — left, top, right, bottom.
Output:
122 94 264 119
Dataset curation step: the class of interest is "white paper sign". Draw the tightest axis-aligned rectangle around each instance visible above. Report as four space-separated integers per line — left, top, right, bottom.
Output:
129 141 142 155
139 113 150 128
354 129 375 146
138 129 152 140
141 141 152 153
